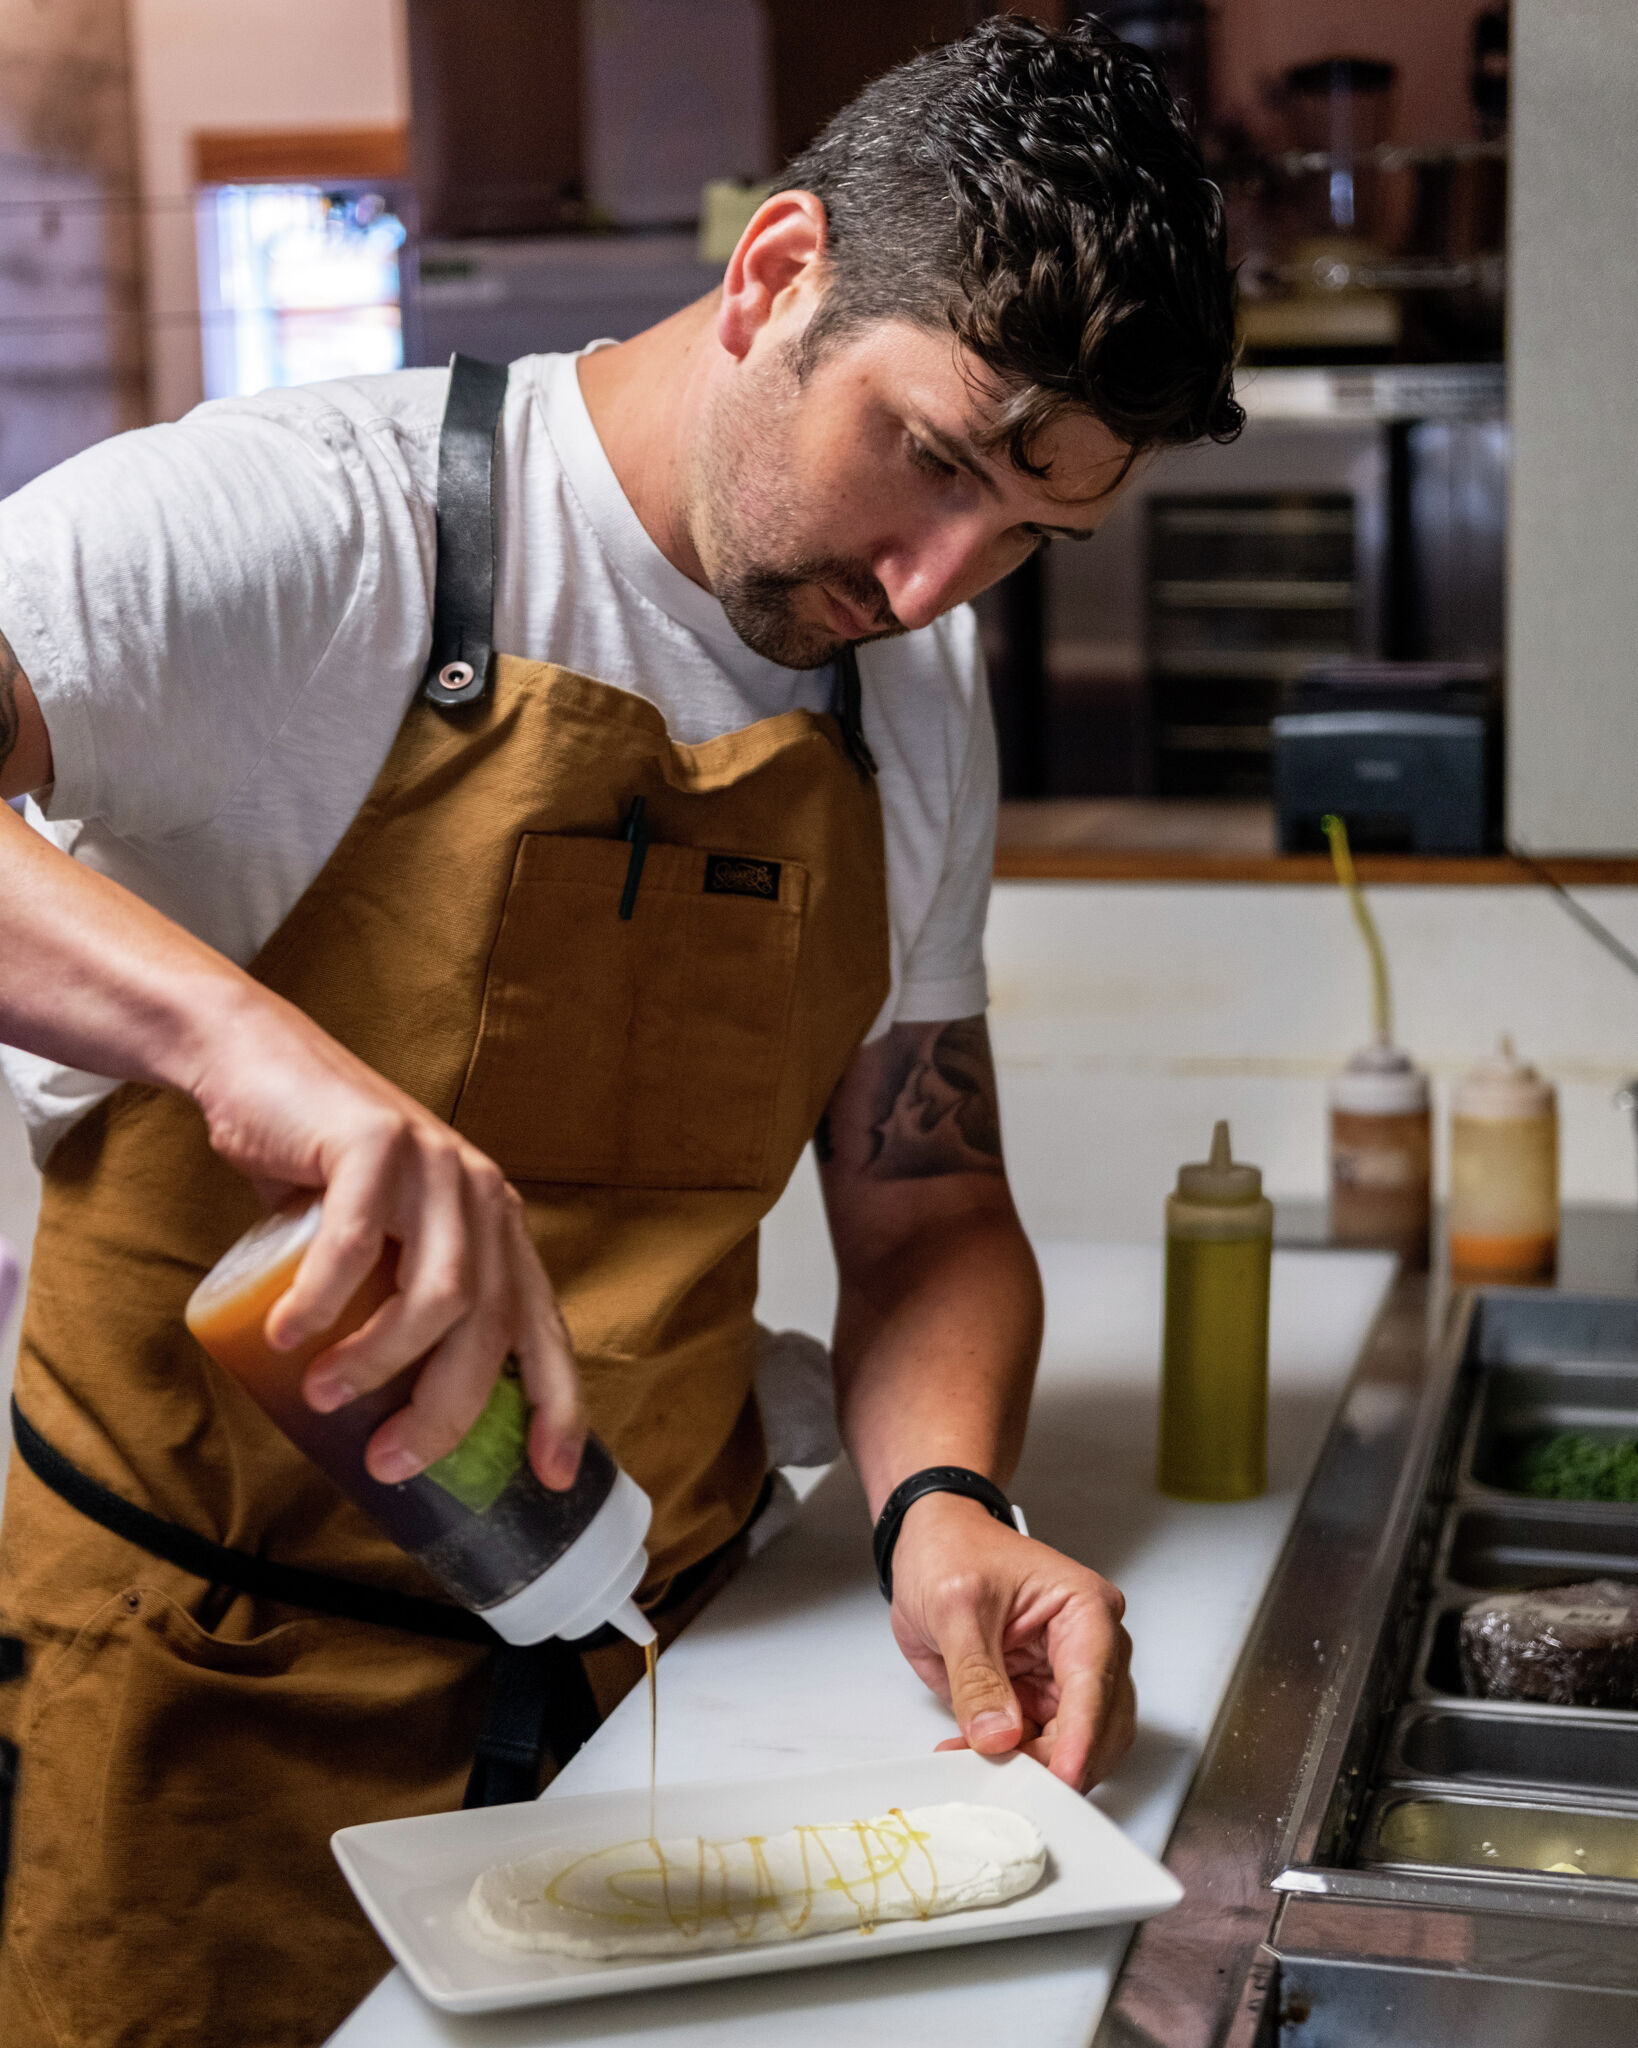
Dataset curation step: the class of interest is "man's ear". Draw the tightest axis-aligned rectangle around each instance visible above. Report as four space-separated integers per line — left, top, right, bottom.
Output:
716 191 828 361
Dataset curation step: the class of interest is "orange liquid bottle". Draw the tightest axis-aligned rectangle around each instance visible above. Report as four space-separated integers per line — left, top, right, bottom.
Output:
1448 1038 1559 1283
186 1197 655 1646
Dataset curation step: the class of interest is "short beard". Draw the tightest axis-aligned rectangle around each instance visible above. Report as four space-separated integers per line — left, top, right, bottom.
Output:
715 554 904 670
691 339 904 670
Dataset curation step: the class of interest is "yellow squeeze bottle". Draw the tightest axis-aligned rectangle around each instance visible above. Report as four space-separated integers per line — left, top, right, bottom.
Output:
1158 1121 1273 1502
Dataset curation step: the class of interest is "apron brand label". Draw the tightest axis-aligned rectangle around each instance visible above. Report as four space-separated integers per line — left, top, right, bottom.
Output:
704 854 781 901
424 1364 528 1513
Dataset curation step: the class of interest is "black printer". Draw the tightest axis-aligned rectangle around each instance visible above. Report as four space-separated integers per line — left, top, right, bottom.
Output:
1272 661 1500 854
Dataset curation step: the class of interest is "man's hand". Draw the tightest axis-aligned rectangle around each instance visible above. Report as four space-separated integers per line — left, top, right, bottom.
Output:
192 985 584 1490
0 640 582 1493
819 1018 1133 1792
888 1492 1135 1791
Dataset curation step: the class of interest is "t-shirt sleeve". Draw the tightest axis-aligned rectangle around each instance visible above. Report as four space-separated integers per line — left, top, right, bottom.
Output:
0 398 383 838
892 627 997 1024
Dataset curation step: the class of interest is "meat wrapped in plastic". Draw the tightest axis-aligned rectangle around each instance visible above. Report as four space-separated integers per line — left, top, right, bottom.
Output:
1459 1579 1638 1708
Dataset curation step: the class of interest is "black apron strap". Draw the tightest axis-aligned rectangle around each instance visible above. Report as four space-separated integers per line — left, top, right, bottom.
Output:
9 1401 755 1808
10 1398 495 1643
11 1399 595 1805
422 353 510 712
832 643 878 778
462 1640 602 1808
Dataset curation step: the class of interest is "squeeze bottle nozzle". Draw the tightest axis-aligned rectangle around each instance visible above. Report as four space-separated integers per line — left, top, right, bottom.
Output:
611 1597 658 1648
1174 1119 1264 1205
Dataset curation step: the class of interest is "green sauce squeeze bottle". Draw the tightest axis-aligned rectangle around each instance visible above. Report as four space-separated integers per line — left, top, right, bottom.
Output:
1158 1121 1273 1502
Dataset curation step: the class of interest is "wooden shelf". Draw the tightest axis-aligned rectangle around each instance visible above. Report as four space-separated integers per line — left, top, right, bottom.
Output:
994 802 1638 885
193 126 408 184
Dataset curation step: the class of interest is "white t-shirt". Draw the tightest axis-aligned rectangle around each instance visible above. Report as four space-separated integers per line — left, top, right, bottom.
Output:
0 351 996 1165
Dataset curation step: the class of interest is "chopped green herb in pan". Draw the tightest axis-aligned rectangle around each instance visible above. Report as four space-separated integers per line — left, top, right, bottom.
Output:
1517 1432 1638 1504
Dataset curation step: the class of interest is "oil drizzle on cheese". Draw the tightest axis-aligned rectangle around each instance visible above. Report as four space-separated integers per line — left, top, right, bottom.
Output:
644 1637 657 1842
542 1810 940 1944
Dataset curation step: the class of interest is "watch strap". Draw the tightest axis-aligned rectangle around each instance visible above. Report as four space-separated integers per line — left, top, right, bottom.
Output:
872 1465 1017 1602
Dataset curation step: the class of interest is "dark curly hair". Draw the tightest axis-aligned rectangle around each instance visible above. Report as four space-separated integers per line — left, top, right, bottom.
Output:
784 14 1242 479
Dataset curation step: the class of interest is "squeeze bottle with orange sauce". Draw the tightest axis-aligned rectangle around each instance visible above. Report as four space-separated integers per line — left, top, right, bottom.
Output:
185 1196 656 1646
1448 1037 1559 1282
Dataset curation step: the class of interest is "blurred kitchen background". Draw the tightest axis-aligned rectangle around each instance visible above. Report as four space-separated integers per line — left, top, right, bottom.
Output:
1 0 1635 1309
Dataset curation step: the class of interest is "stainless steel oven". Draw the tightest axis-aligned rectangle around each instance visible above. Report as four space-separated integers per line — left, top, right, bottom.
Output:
984 363 1505 799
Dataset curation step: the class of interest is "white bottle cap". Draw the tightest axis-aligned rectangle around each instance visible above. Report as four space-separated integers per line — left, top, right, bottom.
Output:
1453 1035 1556 1122
478 1464 657 1646
1330 1041 1430 1117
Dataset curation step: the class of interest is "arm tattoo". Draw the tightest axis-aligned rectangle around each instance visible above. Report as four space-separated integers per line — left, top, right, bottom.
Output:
865 1017 1004 1181
0 627 20 780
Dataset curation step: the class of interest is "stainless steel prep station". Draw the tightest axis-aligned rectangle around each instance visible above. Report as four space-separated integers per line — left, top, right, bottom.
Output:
1101 1213 1638 2048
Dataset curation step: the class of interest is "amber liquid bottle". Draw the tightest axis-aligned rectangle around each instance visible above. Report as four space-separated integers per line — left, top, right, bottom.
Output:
1158 1122 1274 1502
1448 1037 1559 1282
186 1197 656 1646
1329 1042 1432 1270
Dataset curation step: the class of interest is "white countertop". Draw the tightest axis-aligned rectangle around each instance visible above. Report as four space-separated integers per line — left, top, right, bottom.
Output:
328 1238 1393 2048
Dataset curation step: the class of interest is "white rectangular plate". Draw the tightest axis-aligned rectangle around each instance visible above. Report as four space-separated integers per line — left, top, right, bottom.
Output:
332 1749 1183 2016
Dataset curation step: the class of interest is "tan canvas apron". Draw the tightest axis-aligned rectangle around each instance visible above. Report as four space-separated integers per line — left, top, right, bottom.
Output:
0 357 889 2046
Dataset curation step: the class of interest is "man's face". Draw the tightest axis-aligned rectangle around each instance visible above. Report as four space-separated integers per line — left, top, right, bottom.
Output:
689 314 1138 669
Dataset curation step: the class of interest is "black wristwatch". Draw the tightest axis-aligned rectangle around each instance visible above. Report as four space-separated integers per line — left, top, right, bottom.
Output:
871 1466 1025 1602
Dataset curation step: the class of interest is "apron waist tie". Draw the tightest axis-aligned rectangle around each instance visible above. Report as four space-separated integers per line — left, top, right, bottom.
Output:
9 1400 768 1807
11 1398 598 1806
11 1398 496 1641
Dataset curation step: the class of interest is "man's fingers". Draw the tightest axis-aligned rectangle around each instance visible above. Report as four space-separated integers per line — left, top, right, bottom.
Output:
936 1712 1044 1760
299 1143 474 1401
266 1147 392 1351
1085 1639 1138 1786
372 1141 481 1365
1046 1667 1097 1791
357 1173 515 1479
925 1586 1024 1754
1046 1610 1134 1791
889 1500 1137 1796
250 1098 577 1495
360 1326 501 1483
508 1204 585 1489
349 1188 583 1490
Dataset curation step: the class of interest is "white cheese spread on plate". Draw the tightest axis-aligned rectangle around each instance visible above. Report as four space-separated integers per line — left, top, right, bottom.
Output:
465 1801 1047 1959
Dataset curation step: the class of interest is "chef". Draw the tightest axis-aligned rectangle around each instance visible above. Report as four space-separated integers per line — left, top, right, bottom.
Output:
0 18 1238 2044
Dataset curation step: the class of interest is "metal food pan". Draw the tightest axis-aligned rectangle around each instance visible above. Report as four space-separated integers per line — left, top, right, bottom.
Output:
1415 1594 1638 1722
1361 1791 1638 1883
1438 1503 1638 1591
1416 1599 1470 1700
1458 1359 1638 1507
1467 1293 1638 1370
1385 1703 1638 1798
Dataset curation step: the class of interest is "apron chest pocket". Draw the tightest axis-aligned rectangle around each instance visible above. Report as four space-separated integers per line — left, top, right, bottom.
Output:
452 832 808 1189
